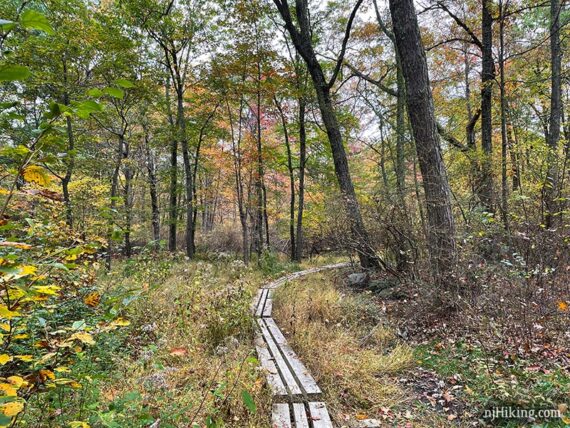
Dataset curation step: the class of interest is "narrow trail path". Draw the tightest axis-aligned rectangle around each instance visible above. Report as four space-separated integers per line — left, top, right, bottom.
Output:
252 263 350 428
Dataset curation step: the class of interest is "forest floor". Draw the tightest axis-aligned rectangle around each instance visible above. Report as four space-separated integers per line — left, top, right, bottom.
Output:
272 268 570 428
22 253 569 427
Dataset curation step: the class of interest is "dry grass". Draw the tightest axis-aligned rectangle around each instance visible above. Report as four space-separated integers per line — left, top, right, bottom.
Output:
272 270 414 425
97 257 272 427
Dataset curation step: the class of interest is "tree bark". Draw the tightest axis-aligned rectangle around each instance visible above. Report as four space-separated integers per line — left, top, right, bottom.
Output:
499 1 509 230
144 126 160 249
389 0 457 286
480 0 495 212
165 78 178 252
123 140 133 258
275 97 296 260
545 0 561 228
295 95 306 262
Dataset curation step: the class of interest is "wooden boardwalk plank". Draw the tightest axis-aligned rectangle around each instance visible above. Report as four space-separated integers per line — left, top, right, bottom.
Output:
264 318 321 395
308 402 333 428
254 335 288 398
292 403 310 428
272 403 292 428
262 294 273 317
257 319 303 397
254 289 268 317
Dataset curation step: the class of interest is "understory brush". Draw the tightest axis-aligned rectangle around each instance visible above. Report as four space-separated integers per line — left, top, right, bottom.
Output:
22 251 278 427
272 270 416 426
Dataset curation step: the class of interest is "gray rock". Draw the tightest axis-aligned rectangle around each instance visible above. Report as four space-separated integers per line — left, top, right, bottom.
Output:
347 272 367 286
358 419 381 428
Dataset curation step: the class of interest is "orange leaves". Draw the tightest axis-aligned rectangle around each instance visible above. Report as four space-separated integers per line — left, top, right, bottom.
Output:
0 242 32 250
169 347 188 357
557 301 568 312
83 292 101 307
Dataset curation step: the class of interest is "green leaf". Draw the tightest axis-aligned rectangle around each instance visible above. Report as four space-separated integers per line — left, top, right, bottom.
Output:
20 9 54 35
241 390 256 413
0 414 11 426
75 100 103 118
114 78 134 88
0 19 16 31
87 88 103 97
0 65 30 82
103 87 125 99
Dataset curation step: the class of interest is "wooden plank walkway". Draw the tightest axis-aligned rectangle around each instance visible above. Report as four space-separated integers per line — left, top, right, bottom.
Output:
252 262 350 428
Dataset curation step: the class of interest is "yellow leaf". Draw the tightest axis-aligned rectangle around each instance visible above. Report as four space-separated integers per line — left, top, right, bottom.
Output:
32 285 61 296
14 355 33 362
54 366 71 373
558 301 569 312
39 369 55 381
110 317 130 327
83 292 100 308
69 421 90 428
0 355 11 365
2 401 24 416
23 165 50 186
70 332 95 345
0 383 17 397
12 334 28 340
6 376 24 388
0 306 20 319
18 265 36 277
0 324 10 332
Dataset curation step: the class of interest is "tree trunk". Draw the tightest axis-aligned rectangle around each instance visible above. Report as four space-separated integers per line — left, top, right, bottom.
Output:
273 0 382 270
295 96 306 262
177 86 194 258
123 144 133 258
144 128 160 250
545 0 561 228
106 136 123 270
166 79 178 252
275 97 296 260
499 2 509 230
389 0 457 287
62 58 74 229
480 0 495 212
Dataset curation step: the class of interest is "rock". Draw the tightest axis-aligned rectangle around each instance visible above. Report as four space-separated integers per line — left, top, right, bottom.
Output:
358 419 380 428
368 278 397 291
347 272 367 286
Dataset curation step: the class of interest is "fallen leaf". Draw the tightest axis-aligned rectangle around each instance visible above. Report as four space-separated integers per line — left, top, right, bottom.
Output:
169 347 187 356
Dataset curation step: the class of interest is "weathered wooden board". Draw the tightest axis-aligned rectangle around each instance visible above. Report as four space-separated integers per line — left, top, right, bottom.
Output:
264 318 321 395
272 403 292 428
292 403 310 428
254 335 288 397
257 318 303 396
255 288 269 317
262 296 273 317
308 402 333 428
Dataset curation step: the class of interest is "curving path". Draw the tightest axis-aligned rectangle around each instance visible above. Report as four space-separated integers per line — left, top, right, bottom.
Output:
252 263 350 428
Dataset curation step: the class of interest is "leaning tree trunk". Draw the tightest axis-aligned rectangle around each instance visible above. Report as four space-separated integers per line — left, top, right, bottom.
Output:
272 0 382 270
309 69 380 269
389 0 457 287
